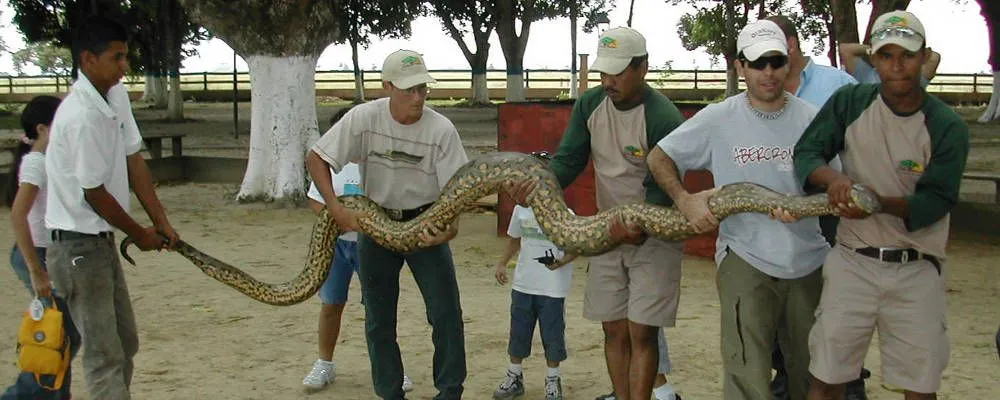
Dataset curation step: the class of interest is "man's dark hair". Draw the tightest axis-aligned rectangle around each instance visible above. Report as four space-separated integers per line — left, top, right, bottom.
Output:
766 15 798 40
71 15 128 64
628 54 649 70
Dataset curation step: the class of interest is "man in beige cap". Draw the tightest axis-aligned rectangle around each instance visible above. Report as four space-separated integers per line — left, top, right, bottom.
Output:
307 49 470 400
794 11 967 400
510 26 686 400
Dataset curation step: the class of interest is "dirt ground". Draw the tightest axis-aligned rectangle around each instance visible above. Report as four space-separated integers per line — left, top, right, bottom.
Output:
0 101 997 399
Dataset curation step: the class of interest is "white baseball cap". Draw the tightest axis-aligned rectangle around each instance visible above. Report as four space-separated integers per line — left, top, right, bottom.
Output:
381 50 436 90
737 20 788 61
870 11 925 53
590 27 647 75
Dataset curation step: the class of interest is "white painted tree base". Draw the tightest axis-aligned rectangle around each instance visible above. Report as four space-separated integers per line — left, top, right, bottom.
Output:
472 73 489 104
979 70 1000 123
506 74 525 102
142 75 168 108
167 75 184 120
237 55 321 202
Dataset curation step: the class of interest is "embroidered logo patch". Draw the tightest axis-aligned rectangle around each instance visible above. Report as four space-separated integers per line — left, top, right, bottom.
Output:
623 145 645 163
401 55 422 67
898 159 924 173
600 36 619 49
884 15 908 28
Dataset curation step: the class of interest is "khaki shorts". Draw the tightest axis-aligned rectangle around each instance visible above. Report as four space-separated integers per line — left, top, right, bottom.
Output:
808 245 949 394
583 238 683 327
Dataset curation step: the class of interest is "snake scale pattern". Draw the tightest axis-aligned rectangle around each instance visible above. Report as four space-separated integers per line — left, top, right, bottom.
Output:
120 152 881 306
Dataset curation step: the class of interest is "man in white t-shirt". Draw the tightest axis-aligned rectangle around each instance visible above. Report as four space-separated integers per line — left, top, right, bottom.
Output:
305 49 469 400
43 16 180 400
647 20 830 400
492 152 577 400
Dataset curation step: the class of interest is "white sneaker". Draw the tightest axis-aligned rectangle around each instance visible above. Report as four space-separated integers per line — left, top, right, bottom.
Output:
302 359 335 390
402 374 415 392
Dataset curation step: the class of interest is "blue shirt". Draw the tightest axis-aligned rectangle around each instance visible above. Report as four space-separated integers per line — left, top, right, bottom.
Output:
795 57 858 108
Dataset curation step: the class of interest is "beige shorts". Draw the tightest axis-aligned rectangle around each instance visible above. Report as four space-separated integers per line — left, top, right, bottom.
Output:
583 238 683 327
808 245 949 394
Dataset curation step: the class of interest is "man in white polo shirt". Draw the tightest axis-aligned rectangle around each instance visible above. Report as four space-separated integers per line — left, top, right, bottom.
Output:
44 16 180 400
306 49 469 400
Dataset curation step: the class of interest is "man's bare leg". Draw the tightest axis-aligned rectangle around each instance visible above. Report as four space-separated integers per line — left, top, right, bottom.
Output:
627 321 659 400
603 319 631 399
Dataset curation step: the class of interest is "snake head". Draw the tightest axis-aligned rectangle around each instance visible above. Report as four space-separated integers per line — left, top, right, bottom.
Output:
849 184 883 215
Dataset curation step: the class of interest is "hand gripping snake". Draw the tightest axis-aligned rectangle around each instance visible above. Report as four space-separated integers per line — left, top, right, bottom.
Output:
120 152 880 306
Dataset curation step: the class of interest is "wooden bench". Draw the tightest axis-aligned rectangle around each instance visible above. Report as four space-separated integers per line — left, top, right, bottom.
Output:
142 132 185 159
963 172 1000 204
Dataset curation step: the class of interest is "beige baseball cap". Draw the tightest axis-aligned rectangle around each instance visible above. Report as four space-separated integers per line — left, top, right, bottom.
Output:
381 50 436 90
737 20 788 61
870 11 925 53
590 27 647 75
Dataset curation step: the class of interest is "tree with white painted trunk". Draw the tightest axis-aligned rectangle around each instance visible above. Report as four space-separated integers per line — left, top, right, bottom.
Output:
335 0 421 104
428 0 497 105
181 0 341 202
495 0 612 102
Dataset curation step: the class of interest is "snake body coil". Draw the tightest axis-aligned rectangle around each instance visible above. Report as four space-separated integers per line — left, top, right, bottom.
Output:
121 152 880 306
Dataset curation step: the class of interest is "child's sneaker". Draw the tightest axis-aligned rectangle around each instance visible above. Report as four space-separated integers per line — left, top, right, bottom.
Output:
493 370 525 399
545 376 563 400
302 359 335 390
402 374 415 392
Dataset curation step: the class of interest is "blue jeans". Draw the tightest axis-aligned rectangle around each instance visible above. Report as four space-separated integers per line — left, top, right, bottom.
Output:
508 290 567 362
318 239 360 305
2 245 80 400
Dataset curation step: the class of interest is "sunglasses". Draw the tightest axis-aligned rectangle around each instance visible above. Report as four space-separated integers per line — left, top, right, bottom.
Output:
870 26 924 46
742 55 789 70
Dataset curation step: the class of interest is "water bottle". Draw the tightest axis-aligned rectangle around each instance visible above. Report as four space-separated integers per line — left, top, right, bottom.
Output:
29 298 44 321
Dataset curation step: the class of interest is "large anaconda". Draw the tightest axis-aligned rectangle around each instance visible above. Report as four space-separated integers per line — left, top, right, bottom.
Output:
121 152 880 306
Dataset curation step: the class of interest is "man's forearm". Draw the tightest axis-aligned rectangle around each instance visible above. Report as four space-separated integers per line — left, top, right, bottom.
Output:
647 147 689 200
806 166 845 189
878 196 910 219
84 186 146 238
306 151 342 211
127 154 169 227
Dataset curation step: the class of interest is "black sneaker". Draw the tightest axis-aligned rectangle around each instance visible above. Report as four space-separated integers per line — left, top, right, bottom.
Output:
493 370 525 399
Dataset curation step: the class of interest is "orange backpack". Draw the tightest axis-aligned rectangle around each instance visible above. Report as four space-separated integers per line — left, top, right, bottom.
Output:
16 298 71 390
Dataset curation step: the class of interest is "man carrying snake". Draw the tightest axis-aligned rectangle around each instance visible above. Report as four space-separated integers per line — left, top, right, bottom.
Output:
647 19 830 400
793 11 968 400
512 26 687 400
305 49 469 400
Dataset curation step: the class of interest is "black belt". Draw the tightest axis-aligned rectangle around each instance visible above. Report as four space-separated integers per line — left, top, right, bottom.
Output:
51 230 114 241
854 246 941 274
381 203 432 222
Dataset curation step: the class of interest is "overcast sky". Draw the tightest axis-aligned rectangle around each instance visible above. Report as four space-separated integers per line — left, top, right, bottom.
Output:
0 0 991 75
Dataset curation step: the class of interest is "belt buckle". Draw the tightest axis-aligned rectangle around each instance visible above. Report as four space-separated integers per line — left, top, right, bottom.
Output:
900 250 909 263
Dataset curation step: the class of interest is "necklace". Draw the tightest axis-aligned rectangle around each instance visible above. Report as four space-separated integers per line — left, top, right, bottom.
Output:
746 92 788 120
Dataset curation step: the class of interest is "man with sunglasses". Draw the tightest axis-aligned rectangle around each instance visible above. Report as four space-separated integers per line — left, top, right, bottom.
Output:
307 49 469 400
765 14 871 400
794 11 967 400
647 19 830 400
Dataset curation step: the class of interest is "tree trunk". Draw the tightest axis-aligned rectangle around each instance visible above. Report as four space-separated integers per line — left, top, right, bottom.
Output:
978 0 1000 122
181 0 340 202
831 0 859 44
627 0 636 27
724 0 739 98
980 71 1000 123
239 55 321 202
167 72 184 120
570 1 578 98
496 0 531 102
351 39 365 103
142 72 155 102
153 76 168 108
471 50 490 104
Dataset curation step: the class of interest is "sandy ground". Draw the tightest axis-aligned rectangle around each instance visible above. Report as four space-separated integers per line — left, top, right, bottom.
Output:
0 102 997 399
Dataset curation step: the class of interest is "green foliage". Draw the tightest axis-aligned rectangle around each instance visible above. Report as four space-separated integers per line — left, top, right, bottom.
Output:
11 41 71 75
333 0 422 48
